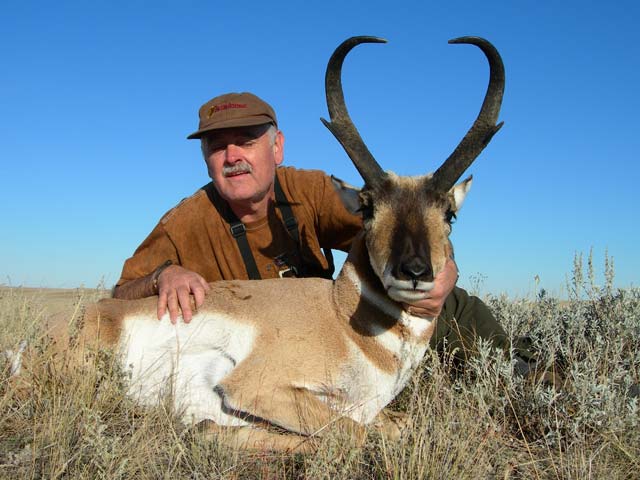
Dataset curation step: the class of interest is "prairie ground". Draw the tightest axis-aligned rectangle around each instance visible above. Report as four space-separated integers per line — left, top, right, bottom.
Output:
1 259 638 479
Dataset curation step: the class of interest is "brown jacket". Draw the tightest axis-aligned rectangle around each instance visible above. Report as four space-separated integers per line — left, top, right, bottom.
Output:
116 166 362 285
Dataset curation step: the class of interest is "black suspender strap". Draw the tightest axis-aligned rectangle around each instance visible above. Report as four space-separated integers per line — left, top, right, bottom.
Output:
229 221 261 280
201 182 263 280
274 176 334 278
273 175 299 244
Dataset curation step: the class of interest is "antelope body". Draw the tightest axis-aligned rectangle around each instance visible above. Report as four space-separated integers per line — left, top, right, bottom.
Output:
96 249 432 432
40 36 505 451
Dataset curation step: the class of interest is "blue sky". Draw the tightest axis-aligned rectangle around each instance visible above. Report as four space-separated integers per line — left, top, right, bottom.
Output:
1 0 638 297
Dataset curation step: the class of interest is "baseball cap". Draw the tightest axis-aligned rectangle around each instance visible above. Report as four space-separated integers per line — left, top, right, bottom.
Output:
187 92 277 139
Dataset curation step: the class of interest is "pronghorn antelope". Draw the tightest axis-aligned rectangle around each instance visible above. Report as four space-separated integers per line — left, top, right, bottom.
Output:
16 36 505 452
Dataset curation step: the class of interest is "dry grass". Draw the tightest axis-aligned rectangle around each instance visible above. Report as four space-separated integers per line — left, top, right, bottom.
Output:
1 255 638 479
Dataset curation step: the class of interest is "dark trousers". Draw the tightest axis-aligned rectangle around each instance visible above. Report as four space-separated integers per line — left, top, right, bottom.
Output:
431 287 535 363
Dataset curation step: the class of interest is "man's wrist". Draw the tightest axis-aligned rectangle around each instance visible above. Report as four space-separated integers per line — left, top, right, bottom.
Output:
151 260 173 294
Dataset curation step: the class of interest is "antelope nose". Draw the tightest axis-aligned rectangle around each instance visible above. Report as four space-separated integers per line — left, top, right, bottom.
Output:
400 257 432 281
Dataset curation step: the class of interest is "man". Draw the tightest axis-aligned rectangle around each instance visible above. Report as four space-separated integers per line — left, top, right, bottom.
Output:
113 92 521 365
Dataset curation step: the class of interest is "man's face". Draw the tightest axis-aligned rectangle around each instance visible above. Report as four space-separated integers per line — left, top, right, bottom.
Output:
202 124 284 205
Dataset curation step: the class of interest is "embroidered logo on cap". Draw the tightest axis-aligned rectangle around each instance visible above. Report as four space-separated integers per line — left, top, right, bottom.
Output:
207 103 248 118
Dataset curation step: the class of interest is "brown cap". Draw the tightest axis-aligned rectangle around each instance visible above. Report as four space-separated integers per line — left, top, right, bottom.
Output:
187 92 277 139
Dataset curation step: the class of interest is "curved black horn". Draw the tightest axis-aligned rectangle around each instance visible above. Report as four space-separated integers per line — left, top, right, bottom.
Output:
430 36 505 192
321 36 387 188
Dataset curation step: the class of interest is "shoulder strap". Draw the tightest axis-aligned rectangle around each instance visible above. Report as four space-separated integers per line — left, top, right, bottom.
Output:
273 175 299 244
274 174 335 278
201 182 262 280
229 221 261 280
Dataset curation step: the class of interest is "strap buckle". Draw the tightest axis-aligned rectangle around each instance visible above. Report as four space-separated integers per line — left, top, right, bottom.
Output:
278 266 299 278
230 222 246 238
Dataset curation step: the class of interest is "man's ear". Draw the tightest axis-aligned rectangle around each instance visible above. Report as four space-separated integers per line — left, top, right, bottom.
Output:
274 130 285 166
331 175 361 214
448 175 473 212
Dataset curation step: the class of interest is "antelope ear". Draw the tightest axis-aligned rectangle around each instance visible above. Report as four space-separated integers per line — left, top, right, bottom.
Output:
449 175 473 212
331 175 361 214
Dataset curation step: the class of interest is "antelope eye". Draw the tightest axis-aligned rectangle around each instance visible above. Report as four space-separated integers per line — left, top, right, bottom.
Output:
445 210 457 224
357 191 375 219
358 204 374 220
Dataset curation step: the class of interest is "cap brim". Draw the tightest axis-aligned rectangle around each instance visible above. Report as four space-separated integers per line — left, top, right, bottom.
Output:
187 115 276 139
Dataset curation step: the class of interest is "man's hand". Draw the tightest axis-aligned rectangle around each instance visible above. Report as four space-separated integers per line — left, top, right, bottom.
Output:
157 265 210 323
403 258 458 318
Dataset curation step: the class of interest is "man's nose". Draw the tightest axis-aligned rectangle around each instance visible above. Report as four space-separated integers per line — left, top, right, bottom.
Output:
224 143 243 161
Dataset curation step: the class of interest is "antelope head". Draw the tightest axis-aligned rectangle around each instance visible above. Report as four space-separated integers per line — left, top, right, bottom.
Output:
323 36 505 304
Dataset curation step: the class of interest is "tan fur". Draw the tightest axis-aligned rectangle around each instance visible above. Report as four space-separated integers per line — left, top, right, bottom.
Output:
425 207 451 276
365 197 395 280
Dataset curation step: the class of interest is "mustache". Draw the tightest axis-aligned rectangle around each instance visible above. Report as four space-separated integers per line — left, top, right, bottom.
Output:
222 161 252 177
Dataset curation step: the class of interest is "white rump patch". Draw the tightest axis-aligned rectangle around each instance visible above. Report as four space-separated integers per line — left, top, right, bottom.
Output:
120 312 255 426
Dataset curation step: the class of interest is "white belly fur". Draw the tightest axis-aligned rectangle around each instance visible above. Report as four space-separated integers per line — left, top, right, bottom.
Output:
119 312 255 426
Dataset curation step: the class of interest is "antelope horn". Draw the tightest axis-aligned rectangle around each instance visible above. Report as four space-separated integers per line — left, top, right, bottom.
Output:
321 36 387 189
431 36 505 192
